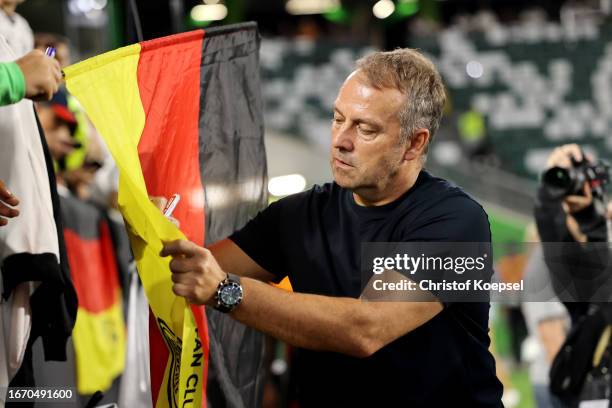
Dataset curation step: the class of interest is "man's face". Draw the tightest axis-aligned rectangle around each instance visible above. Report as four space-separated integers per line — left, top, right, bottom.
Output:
36 105 75 161
330 71 407 196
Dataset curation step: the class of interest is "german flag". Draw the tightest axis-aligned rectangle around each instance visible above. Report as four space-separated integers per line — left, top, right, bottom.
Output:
64 23 267 408
60 193 125 395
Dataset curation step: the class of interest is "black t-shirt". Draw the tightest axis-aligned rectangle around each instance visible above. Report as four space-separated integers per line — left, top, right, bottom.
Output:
230 170 503 407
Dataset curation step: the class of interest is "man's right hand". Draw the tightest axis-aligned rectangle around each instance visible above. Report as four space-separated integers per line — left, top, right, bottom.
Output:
15 50 62 101
0 180 19 227
545 143 585 170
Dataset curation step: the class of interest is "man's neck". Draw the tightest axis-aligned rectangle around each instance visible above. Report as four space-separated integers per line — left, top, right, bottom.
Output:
1 6 17 17
353 168 421 207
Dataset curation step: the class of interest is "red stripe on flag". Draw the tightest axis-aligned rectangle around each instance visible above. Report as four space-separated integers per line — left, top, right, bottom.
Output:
137 29 206 246
64 222 119 313
136 30 209 407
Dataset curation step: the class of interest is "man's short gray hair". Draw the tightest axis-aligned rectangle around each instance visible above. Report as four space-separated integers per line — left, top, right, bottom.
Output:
356 49 446 146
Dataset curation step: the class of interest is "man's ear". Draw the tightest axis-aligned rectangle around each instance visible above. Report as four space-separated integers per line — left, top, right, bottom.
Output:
403 129 430 161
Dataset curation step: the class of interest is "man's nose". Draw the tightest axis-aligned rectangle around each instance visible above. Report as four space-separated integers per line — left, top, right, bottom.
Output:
333 124 354 152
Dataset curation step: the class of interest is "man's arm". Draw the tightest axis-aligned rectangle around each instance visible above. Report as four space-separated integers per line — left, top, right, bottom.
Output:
208 238 277 282
162 239 442 358
233 277 441 357
0 50 62 105
0 61 25 106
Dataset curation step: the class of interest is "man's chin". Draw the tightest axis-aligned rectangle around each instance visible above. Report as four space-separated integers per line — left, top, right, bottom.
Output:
332 173 357 189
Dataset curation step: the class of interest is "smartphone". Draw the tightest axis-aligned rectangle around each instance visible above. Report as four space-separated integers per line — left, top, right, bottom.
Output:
163 193 181 217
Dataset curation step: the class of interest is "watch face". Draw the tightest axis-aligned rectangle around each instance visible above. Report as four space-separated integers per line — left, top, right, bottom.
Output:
220 282 243 306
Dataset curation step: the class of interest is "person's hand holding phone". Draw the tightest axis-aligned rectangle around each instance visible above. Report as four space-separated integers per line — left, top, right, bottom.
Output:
150 194 181 228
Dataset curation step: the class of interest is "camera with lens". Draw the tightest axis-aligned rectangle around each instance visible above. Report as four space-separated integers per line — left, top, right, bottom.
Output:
542 158 610 200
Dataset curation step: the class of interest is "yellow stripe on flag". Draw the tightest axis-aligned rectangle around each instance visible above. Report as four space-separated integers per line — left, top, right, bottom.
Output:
73 297 126 394
64 44 203 408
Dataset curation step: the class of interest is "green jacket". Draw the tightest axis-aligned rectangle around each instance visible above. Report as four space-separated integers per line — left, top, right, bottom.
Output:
0 61 25 106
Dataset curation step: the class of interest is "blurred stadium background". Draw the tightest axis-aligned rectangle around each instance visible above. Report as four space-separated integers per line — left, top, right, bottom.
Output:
13 0 612 407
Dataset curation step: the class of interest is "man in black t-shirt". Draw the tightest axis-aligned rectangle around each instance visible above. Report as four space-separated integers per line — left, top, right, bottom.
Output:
161 49 504 407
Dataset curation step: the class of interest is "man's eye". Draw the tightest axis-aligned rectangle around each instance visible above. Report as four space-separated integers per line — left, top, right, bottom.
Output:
358 127 375 135
332 117 344 124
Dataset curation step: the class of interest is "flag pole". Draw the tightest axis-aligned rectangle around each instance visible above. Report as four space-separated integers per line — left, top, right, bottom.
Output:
128 0 143 42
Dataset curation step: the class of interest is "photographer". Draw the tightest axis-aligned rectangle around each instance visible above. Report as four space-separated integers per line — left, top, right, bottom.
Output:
536 144 612 309
535 143 612 406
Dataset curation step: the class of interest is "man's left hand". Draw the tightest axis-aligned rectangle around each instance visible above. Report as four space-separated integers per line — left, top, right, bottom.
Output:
160 239 226 306
0 180 19 227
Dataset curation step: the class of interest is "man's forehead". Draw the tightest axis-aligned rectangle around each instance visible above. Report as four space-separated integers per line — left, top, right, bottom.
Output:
344 70 361 82
335 71 404 112
340 70 369 91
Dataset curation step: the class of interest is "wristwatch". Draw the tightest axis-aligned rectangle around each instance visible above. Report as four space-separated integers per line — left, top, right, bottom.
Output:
214 273 243 313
